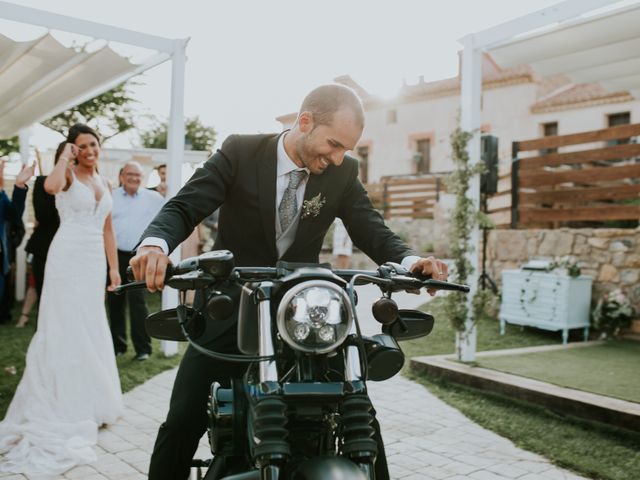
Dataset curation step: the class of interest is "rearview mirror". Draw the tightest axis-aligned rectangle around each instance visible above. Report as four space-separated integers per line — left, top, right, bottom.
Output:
382 309 434 341
144 307 205 341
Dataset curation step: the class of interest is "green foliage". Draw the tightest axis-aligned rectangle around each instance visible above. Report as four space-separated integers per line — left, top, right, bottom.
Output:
140 116 217 152
421 242 435 253
442 127 491 333
0 136 19 157
395 230 410 244
41 82 138 142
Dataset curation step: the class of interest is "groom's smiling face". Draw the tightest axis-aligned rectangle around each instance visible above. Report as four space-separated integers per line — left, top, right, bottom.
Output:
294 108 362 175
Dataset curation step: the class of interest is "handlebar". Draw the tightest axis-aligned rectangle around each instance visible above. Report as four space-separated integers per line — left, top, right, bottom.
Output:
115 254 470 295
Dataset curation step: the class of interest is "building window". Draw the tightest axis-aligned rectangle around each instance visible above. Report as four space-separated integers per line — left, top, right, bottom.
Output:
608 112 631 145
357 146 369 184
608 112 630 127
415 139 431 174
540 121 558 155
386 109 397 124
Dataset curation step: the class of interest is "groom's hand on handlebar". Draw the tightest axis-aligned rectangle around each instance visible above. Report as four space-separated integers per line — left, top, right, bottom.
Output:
130 246 171 292
410 256 449 296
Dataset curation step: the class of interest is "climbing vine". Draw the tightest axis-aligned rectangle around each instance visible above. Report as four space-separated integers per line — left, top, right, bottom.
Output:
442 127 495 333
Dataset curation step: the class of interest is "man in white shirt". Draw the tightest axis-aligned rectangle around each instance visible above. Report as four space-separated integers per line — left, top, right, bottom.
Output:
107 161 164 361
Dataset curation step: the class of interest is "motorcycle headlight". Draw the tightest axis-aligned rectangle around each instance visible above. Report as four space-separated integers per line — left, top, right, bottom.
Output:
276 280 353 354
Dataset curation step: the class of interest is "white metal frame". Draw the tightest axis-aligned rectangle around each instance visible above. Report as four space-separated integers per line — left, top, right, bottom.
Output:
1 1 189 356
456 0 622 362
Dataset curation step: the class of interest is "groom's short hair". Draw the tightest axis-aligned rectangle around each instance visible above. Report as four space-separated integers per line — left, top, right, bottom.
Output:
299 84 364 129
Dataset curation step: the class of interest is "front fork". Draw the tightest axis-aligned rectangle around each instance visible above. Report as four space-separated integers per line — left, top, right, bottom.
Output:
253 282 377 480
254 282 288 479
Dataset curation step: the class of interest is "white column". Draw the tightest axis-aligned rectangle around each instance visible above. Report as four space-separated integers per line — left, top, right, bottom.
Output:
457 38 482 362
15 127 32 301
160 40 188 357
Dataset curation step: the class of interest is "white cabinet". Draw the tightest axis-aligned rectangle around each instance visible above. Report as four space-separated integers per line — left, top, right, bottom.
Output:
499 270 592 344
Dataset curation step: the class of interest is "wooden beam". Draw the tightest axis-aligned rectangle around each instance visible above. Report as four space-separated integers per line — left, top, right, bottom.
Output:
384 176 440 186
520 184 640 204
520 204 640 223
519 164 640 188
517 123 640 151
520 143 640 170
386 187 440 195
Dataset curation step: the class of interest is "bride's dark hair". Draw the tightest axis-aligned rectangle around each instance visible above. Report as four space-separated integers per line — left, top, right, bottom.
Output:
53 141 67 165
67 123 101 146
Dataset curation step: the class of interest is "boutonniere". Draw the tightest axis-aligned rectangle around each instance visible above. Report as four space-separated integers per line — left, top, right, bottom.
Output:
301 193 326 220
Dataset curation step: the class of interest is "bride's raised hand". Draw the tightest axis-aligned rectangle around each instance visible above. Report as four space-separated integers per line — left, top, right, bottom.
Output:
60 143 78 167
107 268 121 292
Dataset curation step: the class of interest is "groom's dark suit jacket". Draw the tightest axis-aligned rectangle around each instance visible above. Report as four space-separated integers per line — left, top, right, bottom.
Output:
142 133 414 267
141 133 415 343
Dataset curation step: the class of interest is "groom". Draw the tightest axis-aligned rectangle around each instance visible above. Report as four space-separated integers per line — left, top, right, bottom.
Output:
131 84 449 479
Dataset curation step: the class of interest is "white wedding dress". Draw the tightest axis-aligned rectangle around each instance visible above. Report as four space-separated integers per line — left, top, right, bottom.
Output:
0 173 124 476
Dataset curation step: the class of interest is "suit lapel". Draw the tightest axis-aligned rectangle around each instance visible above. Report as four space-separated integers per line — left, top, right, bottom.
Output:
257 135 279 261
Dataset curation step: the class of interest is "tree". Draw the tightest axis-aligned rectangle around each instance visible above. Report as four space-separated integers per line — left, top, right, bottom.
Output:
41 82 138 142
140 116 216 153
0 136 19 158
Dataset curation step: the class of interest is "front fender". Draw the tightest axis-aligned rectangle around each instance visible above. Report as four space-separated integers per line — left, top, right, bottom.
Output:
291 456 368 480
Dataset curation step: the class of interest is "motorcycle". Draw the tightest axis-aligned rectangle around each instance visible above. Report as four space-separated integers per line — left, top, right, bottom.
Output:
117 250 469 480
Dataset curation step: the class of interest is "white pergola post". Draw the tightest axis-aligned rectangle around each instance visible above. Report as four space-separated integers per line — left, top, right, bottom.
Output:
456 0 622 362
160 39 188 357
457 38 482 362
15 127 32 301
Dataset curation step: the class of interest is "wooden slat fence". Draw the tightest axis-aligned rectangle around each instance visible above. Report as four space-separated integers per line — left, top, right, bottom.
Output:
485 166 512 228
364 174 444 219
508 123 640 228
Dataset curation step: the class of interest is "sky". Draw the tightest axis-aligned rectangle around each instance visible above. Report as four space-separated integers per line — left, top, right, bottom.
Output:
3 0 563 151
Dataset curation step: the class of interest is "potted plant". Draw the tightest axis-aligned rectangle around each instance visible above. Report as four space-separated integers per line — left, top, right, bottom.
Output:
591 289 635 339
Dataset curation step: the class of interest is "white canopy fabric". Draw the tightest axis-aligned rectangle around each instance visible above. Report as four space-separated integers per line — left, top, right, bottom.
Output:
0 32 138 138
488 2 640 95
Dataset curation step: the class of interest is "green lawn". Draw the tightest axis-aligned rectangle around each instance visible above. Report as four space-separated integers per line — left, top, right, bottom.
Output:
1 293 185 419
402 296 564 362
404 297 640 480
477 340 640 403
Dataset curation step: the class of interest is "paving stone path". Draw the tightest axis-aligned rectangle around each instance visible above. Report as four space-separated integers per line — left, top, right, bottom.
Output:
1 287 587 480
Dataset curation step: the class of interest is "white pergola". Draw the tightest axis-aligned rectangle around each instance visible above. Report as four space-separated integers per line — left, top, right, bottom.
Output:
457 0 639 361
1 2 189 355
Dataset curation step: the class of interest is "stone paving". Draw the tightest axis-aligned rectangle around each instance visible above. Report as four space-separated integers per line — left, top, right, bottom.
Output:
1 286 587 480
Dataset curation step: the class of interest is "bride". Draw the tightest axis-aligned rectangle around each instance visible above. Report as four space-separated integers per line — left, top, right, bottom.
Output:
0 123 123 475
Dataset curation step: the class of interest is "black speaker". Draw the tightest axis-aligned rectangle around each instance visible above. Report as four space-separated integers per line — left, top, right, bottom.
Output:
481 135 499 195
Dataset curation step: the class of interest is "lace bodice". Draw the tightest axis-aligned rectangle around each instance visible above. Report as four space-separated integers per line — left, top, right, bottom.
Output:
55 174 112 229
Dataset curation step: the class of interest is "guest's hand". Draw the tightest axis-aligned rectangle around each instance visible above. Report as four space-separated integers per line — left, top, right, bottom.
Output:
15 161 36 189
410 256 449 296
130 246 171 292
107 268 121 292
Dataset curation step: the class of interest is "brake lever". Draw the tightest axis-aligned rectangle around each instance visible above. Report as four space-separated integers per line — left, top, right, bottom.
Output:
113 281 147 295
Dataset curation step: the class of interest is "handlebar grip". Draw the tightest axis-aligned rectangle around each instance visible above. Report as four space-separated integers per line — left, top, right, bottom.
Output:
126 264 175 283
423 279 470 293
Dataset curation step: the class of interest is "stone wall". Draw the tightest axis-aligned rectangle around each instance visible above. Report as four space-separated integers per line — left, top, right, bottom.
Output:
319 213 452 270
486 228 640 311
